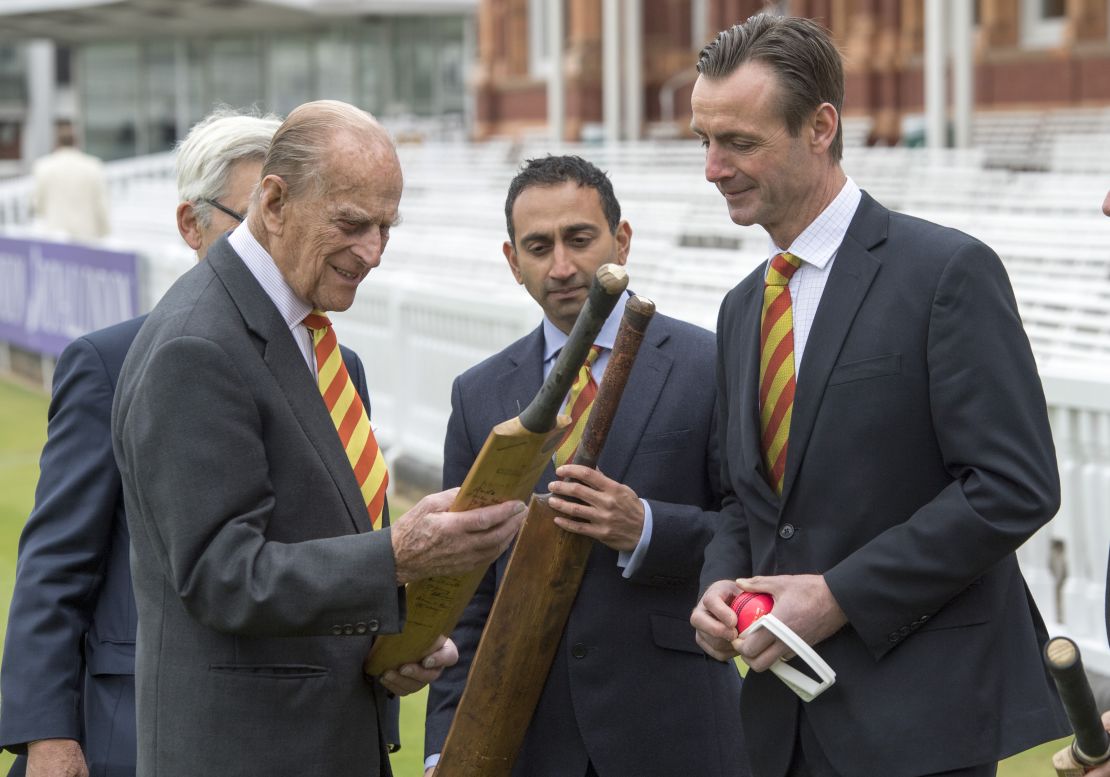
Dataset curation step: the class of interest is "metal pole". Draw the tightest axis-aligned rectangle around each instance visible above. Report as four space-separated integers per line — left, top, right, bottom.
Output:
950 0 974 149
924 0 947 149
622 0 642 141
23 40 56 168
547 0 565 144
603 0 621 145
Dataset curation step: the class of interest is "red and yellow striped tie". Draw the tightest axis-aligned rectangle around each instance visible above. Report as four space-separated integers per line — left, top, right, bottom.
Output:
304 310 388 529
759 252 802 495
553 345 602 467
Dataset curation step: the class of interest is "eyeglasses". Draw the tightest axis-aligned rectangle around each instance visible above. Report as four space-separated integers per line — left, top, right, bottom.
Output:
202 198 245 223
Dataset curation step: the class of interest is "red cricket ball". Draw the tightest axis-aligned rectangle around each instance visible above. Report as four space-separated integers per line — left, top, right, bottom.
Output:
730 592 774 633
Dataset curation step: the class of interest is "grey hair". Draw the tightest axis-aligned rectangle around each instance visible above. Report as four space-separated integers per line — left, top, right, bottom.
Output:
261 100 394 201
175 108 282 227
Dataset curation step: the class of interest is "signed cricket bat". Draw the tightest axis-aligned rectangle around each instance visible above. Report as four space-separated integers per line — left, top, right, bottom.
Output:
434 295 656 777
363 264 629 676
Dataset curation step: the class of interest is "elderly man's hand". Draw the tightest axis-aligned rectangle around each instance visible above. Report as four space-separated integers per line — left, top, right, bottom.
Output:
390 488 526 585
379 635 458 696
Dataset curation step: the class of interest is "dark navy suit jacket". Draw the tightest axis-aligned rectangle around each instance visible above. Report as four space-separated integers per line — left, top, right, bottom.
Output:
704 192 1068 777
0 312 385 777
426 310 748 777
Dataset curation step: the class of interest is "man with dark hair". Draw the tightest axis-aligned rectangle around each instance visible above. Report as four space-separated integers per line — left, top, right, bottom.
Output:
425 154 746 777
689 14 1067 777
111 100 525 777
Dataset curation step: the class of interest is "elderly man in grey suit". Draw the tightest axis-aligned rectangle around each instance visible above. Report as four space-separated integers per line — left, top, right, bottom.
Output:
111 100 525 777
0 110 282 777
424 155 747 777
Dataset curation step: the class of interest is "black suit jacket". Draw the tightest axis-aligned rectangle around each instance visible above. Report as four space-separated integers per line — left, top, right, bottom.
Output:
703 191 1069 777
0 305 386 777
427 310 748 777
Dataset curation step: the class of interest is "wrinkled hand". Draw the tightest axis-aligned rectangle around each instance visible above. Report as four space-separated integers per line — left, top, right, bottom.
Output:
690 579 745 662
1077 710 1110 776
26 739 88 777
424 769 436 777
379 634 458 696
731 574 846 673
547 465 645 552
391 488 526 585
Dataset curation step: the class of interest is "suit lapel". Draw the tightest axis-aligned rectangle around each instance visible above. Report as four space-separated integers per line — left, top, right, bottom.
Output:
497 326 559 486
207 238 370 534
598 317 672 484
780 193 886 504
730 281 779 504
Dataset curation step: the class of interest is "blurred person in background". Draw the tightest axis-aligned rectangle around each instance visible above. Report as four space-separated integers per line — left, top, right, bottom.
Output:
31 122 110 243
0 109 281 777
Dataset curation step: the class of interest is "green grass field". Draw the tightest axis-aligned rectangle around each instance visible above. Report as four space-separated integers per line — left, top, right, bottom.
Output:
0 375 1066 776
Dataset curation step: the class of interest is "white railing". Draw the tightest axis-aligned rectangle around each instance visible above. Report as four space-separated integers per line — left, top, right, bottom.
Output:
2 143 1108 674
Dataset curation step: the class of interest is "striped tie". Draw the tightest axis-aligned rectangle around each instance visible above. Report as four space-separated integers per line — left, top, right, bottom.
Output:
553 345 602 467
303 310 388 529
759 252 802 495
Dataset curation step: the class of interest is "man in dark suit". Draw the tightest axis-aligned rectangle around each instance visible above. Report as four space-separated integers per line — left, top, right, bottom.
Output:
0 110 282 777
111 100 524 777
424 155 746 777
688 15 1068 777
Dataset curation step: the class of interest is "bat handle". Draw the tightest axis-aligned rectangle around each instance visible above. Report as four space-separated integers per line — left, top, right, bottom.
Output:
1044 636 1110 766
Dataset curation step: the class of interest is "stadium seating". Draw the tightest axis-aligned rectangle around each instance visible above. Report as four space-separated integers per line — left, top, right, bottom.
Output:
2 111 1108 671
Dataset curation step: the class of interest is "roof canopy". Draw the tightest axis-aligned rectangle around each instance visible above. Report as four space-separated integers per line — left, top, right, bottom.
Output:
0 0 475 42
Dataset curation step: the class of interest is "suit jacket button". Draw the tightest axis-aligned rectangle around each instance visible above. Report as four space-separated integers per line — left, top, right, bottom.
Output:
778 523 795 539
343 624 355 635
888 632 900 643
332 625 343 636
367 619 380 633
571 643 588 659
355 622 368 634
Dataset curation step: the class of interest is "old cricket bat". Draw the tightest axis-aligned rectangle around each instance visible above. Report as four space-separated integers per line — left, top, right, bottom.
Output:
1044 636 1110 776
434 295 657 777
363 264 629 676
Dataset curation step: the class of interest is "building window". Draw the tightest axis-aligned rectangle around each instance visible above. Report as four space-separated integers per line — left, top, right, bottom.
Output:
1020 0 1066 48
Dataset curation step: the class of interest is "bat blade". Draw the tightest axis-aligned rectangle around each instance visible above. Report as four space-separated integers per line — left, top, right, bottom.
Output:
435 296 657 777
363 415 568 675
363 265 629 676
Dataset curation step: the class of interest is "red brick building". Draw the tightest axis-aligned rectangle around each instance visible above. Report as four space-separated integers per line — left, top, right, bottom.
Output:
471 0 1110 143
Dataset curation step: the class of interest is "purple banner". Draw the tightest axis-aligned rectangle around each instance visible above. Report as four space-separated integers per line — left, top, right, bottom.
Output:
0 237 139 357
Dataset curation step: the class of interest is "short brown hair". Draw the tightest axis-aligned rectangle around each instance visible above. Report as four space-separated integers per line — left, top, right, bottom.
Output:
697 14 844 161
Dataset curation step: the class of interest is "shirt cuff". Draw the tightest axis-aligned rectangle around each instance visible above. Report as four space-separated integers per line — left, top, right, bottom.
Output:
425 754 440 770
618 499 653 578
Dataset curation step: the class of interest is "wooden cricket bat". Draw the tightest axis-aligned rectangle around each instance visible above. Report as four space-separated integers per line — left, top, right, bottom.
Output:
363 264 629 676
1045 636 1110 776
434 295 657 777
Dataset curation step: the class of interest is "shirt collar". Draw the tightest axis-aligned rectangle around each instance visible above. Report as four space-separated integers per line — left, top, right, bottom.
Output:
542 290 628 365
767 176 862 270
229 222 313 331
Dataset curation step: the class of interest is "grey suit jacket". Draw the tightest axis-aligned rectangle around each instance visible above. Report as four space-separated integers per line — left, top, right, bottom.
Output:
704 192 1068 777
112 236 401 777
426 310 748 777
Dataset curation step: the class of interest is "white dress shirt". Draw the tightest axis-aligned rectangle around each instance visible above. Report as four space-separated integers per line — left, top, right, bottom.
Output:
229 223 316 375
765 176 862 376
